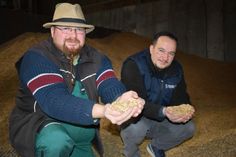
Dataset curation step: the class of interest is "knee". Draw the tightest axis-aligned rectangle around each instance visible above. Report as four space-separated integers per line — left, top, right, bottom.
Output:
120 125 146 145
184 121 196 138
46 135 74 152
36 125 74 156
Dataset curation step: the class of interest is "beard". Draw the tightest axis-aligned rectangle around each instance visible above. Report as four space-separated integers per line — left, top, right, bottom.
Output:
155 59 171 70
63 38 82 57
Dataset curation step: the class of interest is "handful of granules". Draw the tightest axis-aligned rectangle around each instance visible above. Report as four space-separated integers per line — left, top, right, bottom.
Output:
111 99 139 112
167 104 194 117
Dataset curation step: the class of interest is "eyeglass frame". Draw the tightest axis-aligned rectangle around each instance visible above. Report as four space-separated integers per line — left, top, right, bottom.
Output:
54 26 86 34
156 47 176 57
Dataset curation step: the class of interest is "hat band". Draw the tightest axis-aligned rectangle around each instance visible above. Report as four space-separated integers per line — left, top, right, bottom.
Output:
53 18 87 24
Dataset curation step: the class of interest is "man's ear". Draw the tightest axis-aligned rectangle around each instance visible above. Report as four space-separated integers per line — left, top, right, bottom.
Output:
50 27 54 38
149 44 154 54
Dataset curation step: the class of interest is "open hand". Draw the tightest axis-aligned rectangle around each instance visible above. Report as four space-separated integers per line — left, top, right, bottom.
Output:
105 91 145 125
114 91 144 117
163 104 195 123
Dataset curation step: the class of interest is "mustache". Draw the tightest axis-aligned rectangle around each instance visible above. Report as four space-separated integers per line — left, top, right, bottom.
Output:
62 39 82 57
65 38 80 43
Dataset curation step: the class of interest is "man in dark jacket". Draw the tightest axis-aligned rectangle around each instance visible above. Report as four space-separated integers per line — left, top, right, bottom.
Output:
9 3 144 157
120 31 195 157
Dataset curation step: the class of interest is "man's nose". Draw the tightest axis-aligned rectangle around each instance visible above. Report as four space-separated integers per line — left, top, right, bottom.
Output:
163 52 169 60
68 29 77 37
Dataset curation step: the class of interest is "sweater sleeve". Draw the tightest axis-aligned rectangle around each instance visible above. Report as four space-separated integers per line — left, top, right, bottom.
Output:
96 56 126 104
121 59 165 121
170 74 191 105
19 51 97 126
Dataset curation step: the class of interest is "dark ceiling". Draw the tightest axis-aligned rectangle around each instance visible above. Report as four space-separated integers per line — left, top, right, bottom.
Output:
0 0 157 15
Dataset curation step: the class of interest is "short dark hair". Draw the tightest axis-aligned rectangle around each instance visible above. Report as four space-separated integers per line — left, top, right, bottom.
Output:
152 31 178 45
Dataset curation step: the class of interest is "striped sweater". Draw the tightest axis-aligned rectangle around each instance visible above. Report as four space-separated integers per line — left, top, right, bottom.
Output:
9 38 125 156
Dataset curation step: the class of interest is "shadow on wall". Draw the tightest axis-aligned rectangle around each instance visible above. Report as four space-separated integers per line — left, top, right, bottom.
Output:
0 8 121 45
1 8 50 44
87 26 121 39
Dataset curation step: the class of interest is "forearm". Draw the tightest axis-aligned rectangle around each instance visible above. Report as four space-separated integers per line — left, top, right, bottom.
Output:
98 78 125 103
92 103 106 118
20 52 97 125
97 56 126 103
170 76 191 105
143 101 166 121
33 85 96 125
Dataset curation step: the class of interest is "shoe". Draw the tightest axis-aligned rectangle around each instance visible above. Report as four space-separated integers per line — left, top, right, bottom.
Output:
146 144 165 157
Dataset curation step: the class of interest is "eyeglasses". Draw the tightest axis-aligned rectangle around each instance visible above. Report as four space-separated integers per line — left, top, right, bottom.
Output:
55 26 86 34
158 48 175 57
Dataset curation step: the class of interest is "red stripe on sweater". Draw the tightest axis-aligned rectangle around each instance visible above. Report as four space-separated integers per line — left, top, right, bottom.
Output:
28 74 64 93
96 70 115 87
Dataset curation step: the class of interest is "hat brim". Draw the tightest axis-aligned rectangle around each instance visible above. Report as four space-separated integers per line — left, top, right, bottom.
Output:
43 22 95 34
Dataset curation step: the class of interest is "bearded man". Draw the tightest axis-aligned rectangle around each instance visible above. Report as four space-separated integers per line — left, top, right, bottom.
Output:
9 3 144 157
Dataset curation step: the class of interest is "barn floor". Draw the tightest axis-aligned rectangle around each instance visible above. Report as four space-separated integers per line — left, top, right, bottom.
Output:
0 31 236 157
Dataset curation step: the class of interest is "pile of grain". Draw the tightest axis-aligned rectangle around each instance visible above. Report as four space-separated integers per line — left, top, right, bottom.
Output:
0 32 235 157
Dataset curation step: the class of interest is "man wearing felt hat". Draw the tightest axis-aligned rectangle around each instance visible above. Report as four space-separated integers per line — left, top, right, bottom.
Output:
43 3 94 33
9 3 144 157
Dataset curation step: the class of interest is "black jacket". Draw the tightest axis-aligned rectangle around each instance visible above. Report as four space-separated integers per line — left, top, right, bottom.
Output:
121 49 191 122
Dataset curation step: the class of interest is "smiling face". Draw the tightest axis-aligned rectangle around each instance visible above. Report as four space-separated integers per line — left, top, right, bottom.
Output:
149 35 177 69
50 26 86 57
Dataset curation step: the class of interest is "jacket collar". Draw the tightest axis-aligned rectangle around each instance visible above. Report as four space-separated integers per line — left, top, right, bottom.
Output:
48 37 94 64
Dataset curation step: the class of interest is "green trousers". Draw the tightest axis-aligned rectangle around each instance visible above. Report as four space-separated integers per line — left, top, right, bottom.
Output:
35 122 95 157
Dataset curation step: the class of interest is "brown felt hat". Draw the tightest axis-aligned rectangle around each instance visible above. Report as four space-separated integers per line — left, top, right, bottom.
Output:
43 3 94 33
